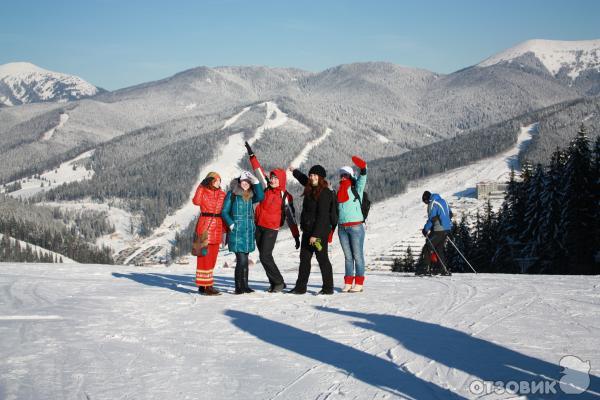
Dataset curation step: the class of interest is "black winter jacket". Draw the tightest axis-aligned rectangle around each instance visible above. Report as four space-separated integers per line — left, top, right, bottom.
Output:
292 169 334 239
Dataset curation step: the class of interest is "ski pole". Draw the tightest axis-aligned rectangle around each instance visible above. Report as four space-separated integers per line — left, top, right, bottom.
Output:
447 237 477 274
425 235 451 276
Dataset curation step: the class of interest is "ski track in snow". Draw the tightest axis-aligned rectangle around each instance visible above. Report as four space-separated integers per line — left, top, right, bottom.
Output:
286 127 332 181
0 263 598 399
41 112 69 141
222 106 251 130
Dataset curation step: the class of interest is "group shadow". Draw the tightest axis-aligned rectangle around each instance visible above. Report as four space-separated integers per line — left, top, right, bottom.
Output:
112 272 276 293
226 307 600 398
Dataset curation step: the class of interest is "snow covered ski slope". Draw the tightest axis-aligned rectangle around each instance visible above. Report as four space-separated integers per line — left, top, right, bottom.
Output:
0 263 599 399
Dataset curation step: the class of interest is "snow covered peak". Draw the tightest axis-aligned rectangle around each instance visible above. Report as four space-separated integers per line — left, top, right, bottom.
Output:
478 39 600 79
0 62 50 78
0 61 99 107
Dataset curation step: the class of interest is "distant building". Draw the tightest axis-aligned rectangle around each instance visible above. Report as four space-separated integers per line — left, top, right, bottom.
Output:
476 181 508 200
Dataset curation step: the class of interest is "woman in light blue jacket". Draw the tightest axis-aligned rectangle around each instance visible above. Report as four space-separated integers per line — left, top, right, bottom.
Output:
336 156 368 292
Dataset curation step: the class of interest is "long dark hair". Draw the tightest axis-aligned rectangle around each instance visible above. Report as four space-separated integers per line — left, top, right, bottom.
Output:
303 176 329 200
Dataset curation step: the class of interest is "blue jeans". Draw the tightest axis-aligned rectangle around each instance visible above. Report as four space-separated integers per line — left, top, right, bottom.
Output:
338 223 366 277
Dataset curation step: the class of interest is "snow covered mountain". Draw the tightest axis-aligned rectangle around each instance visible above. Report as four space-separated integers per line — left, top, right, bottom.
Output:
0 62 100 107
477 39 600 94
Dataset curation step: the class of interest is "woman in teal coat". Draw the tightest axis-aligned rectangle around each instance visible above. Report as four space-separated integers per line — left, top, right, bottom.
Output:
337 156 368 293
222 170 264 294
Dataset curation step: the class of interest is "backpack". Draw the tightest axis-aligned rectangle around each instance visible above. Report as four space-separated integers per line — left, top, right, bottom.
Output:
329 190 339 230
350 184 371 222
279 190 292 227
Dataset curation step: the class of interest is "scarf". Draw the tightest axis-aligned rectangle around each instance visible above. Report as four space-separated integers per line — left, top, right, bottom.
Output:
337 179 352 203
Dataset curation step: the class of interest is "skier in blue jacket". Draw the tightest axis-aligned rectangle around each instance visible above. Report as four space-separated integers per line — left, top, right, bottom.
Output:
421 191 452 275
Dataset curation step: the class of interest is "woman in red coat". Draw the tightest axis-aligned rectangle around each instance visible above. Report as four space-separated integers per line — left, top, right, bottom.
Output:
192 171 226 296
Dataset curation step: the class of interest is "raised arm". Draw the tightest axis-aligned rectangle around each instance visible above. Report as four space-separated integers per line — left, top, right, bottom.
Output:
352 156 368 196
291 168 309 187
192 185 204 206
252 182 265 204
245 142 268 189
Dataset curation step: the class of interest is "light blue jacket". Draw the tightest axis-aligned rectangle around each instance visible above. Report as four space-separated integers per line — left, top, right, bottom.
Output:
338 169 367 225
424 193 452 232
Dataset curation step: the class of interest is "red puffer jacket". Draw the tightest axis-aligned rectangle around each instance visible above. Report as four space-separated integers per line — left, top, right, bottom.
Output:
253 169 289 230
192 185 226 244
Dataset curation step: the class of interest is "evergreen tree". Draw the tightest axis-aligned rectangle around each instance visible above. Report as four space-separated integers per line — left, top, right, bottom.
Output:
536 148 567 273
403 246 416 272
521 164 546 260
593 137 600 273
558 124 594 273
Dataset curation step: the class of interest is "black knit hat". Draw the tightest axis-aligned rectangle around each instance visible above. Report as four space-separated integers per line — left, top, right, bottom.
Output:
422 191 431 204
308 165 327 178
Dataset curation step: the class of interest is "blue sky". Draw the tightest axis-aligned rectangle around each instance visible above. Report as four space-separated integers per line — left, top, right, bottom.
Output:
1 0 599 90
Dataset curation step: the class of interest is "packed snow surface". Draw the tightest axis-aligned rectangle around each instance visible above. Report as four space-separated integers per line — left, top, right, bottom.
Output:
0 263 599 399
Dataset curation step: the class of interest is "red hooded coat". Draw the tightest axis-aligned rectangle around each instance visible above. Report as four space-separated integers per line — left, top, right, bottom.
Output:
192 185 226 244
249 156 300 237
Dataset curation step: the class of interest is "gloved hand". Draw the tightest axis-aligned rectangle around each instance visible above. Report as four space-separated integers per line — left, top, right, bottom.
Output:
248 173 259 185
352 156 367 169
230 224 235 232
245 141 254 157
294 236 300 249
422 229 428 237
328 230 334 244
240 170 259 185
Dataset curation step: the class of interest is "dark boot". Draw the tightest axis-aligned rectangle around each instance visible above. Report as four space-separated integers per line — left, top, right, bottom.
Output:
198 286 205 294
243 267 254 293
234 264 244 294
287 287 307 294
204 286 221 296
317 289 334 295
269 283 286 293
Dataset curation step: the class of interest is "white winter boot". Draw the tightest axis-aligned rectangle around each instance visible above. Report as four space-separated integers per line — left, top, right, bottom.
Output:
342 276 354 292
349 276 365 292
349 284 363 293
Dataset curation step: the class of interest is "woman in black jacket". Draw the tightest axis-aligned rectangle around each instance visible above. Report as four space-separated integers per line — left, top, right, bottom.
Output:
287 165 335 295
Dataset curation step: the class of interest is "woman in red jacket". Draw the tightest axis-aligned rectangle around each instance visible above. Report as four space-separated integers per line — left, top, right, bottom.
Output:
245 142 300 293
192 171 226 296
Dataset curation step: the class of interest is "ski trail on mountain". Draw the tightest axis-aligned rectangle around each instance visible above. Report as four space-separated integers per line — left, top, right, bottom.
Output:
222 106 250 130
41 113 69 141
366 124 536 270
122 101 289 264
286 127 332 180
